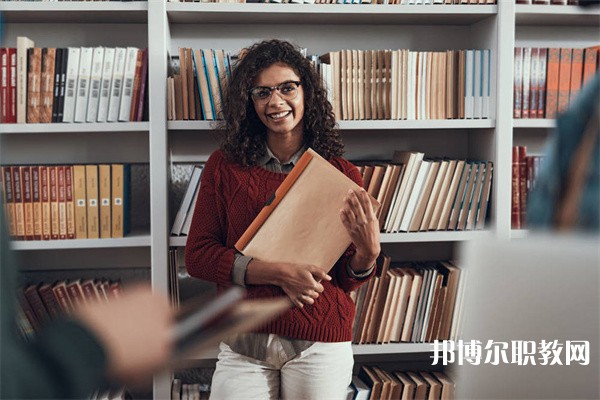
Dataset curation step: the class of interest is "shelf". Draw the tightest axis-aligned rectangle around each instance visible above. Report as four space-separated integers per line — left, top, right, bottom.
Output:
380 231 490 243
10 233 151 251
515 4 600 26
513 119 556 129
183 342 434 362
168 119 495 131
171 231 490 247
352 343 434 355
166 3 497 25
0 122 150 134
0 2 148 23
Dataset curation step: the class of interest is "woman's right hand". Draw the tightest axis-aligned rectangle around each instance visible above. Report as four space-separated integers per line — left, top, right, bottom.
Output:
246 259 331 308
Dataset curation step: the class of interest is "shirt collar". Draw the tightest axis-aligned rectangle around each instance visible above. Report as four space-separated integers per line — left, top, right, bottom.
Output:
258 144 307 167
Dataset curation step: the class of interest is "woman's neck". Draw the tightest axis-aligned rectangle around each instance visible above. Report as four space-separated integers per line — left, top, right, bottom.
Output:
266 132 304 163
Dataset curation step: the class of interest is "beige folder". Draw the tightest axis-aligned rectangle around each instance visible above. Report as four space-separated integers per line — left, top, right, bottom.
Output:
235 148 380 273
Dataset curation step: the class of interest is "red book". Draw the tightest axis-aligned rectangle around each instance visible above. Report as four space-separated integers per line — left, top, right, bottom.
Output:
511 146 521 229
1 48 8 123
37 283 62 319
136 48 148 122
8 48 17 123
2 166 17 238
518 146 528 228
40 166 51 241
66 280 86 307
529 48 539 119
51 281 73 313
11 166 25 240
568 48 584 106
556 48 572 114
20 166 34 240
23 284 50 324
582 46 599 88
31 166 43 240
129 49 144 122
545 48 561 119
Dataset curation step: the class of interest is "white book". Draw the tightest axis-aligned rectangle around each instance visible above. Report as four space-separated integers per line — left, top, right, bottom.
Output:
86 47 105 123
399 160 431 232
181 179 201 236
419 267 438 342
482 49 490 119
62 47 81 123
464 49 474 119
74 47 93 123
389 152 425 233
412 267 433 342
473 49 482 120
16 36 35 124
171 166 203 236
118 47 139 122
97 47 115 123
107 47 127 122
407 51 416 120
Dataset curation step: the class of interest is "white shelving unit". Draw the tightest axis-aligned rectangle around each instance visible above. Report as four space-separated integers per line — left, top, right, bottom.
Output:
1 2 596 398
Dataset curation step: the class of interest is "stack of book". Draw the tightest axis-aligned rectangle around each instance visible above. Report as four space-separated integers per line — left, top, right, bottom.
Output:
320 48 492 121
0 38 148 124
171 380 210 400
511 146 544 230
351 255 463 344
167 48 234 121
17 278 123 339
513 46 599 119
352 366 455 400
1 164 131 241
358 151 493 233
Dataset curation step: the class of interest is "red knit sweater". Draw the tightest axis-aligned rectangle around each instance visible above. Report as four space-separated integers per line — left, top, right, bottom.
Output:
185 149 374 342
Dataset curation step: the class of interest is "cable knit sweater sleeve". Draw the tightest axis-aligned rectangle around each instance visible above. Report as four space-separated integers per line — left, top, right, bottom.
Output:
185 150 236 286
331 158 377 293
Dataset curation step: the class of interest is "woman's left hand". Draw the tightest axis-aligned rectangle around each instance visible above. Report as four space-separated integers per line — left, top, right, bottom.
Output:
340 188 381 265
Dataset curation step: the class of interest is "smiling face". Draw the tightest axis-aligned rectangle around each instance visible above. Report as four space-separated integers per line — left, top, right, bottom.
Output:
252 62 305 139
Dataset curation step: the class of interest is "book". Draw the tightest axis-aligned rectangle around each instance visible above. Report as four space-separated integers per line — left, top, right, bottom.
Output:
111 164 131 238
107 47 126 122
97 47 115 122
26 47 42 123
31 166 43 240
62 47 81 123
74 47 93 123
172 287 289 362
85 165 100 239
99 165 112 239
40 48 56 124
118 47 139 122
86 47 105 123
171 165 203 236
235 148 380 273
16 36 34 123
72 165 87 239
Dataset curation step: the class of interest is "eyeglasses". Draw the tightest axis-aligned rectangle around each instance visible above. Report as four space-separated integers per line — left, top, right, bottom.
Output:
249 81 302 103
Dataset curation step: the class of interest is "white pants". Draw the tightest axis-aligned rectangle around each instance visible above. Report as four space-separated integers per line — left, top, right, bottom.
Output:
210 336 354 400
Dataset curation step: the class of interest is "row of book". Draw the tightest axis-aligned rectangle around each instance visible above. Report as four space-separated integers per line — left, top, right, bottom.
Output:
359 151 493 233
1 164 131 241
516 0 581 4
319 48 491 121
511 146 544 230
513 46 599 120
352 256 462 344
354 366 455 400
171 380 210 400
17 278 123 339
0 37 148 124
171 164 204 236
167 48 233 121
171 0 493 3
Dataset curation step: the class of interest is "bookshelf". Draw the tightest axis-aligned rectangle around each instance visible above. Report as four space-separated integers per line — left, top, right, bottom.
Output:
1 1 597 399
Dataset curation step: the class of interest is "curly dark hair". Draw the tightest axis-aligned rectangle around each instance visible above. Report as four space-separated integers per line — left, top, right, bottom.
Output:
216 39 344 167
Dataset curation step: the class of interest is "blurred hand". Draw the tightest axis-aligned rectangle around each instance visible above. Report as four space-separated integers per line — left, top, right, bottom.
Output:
73 284 174 386
340 188 381 268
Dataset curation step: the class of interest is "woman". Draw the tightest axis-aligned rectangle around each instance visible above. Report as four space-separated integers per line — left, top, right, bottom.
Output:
185 39 380 400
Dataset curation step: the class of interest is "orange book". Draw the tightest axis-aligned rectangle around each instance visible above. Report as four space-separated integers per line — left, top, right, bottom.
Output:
64 166 75 239
48 166 59 240
2 167 17 238
544 48 561 119
568 48 584 106
11 166 25 240
582 46 599 88
556 48 572 114
26 48 42 123
235 148 380 273
128 49 144 122
57 166 67 240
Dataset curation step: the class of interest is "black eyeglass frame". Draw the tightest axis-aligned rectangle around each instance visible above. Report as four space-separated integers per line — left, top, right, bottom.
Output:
248 81 302 102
